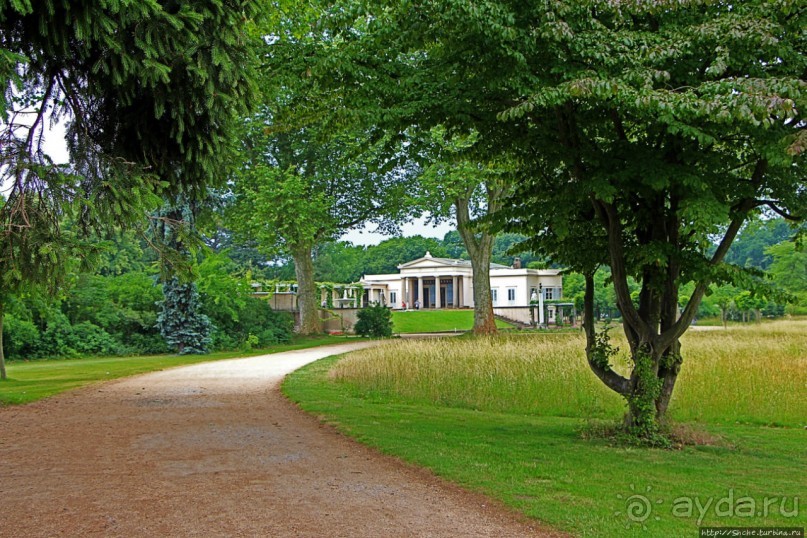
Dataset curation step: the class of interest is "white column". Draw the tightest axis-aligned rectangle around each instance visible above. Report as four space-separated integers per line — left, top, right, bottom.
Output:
402 279 407 308
452 276 458 307
418 277 424 308
435 276 442 309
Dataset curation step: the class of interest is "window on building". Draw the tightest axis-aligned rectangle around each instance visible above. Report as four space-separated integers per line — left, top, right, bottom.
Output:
390 291 397 305
544 287 554 300
507 288 516 304
491 288 499 305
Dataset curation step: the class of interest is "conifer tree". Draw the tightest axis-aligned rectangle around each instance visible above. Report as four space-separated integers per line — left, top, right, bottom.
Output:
157 278 213 355
154 199 214 355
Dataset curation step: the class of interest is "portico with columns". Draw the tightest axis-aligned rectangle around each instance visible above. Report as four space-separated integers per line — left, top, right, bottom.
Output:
400 274 466 309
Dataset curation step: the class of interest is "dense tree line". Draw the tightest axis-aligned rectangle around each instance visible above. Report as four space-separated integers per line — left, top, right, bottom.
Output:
1 233 293 361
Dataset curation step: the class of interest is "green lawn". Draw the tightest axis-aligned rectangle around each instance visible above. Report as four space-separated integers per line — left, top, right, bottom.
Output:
283 323 807 537
391 309 512 333
0 335 348 406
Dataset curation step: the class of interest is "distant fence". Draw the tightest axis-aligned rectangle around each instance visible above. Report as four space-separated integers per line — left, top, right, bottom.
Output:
493 306 535 326
284 308 362 334
320 308 361 334
493 305 578 328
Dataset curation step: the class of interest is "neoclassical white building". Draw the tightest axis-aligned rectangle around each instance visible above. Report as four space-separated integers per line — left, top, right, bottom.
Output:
359 252 563 309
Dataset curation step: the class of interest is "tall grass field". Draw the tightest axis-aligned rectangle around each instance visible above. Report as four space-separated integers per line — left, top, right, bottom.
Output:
284 320 807 537
332 321 805 426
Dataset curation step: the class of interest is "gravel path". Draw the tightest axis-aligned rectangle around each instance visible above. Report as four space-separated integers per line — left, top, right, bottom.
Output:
0 342 563 537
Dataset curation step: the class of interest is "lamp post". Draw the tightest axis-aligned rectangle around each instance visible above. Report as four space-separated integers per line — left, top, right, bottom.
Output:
538 283 545 327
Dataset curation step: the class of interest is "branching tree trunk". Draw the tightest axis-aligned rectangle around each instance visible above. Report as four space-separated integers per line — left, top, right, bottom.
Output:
585 192 757 436
291 242 321 335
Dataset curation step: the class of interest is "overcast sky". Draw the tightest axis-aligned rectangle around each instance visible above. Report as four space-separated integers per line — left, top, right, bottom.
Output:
340 218 455 246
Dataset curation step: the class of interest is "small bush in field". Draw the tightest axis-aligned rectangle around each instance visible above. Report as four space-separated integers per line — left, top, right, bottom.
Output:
354 303 393 338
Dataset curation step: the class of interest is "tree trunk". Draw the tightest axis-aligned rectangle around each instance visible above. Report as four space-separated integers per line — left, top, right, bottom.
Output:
655 338 682 419
291 243 321 335
0 303 6 380
587 183 755 440
468 249 496 334
455 193 497 335
656 244 684 423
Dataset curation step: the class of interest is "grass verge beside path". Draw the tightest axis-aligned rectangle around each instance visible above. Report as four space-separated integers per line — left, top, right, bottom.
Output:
283 323 807 537
392 309 511 333
0 335 349 406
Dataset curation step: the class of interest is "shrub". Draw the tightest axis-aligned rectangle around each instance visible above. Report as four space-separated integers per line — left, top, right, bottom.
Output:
123 332 170 355
354 303 393 338
2 315 40 359
35 313 79 358
785 292 807 316
70 322 122 356
156 278 213 355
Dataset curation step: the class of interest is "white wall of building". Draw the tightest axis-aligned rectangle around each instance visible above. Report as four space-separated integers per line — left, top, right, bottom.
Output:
490 271 563 306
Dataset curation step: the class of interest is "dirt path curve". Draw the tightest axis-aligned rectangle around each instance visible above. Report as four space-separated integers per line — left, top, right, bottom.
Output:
1 342 563 538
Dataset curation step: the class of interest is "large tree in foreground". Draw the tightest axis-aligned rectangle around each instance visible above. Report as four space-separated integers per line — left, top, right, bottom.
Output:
495 2 806 437
312 0 805 437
